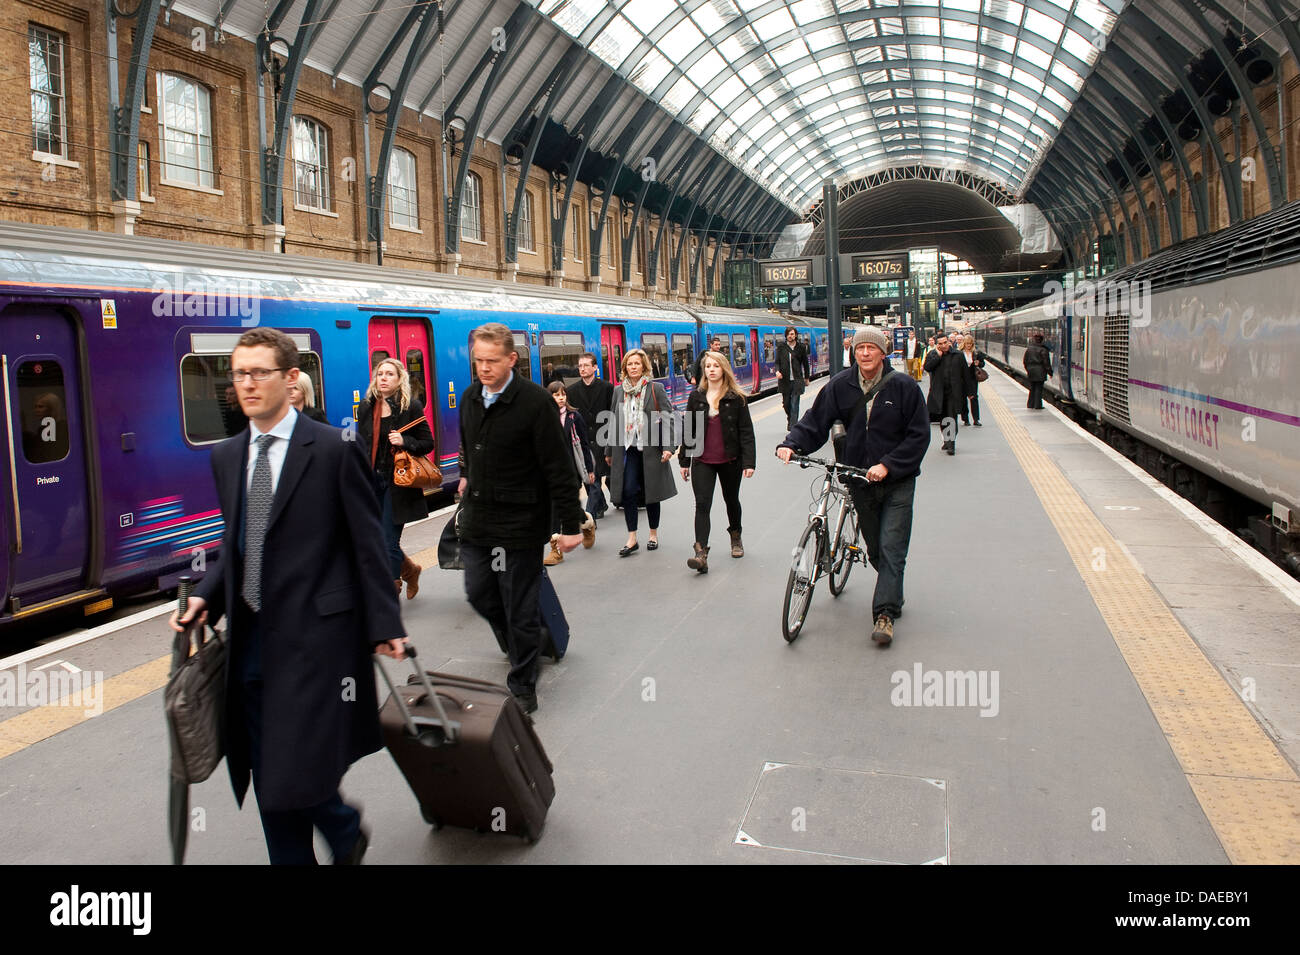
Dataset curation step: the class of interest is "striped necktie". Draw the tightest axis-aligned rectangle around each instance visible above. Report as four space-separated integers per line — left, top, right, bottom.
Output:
241 434 274 612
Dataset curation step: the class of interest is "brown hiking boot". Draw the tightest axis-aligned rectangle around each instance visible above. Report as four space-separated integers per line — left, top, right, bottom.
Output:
543 535 563 566
581 514 596 549
399 555 421 600
686 542 709 574
871 614 894 646
729 529 744 558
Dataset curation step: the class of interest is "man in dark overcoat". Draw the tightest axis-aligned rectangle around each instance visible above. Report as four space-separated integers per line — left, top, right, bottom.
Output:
1023 333 1053 409
775 325 811 429
924 332 966 455
457 323 586 714
172 327 407 865
566 351 615 519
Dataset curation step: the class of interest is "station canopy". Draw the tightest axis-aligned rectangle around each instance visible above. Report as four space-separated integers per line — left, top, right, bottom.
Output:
534 0 1122 209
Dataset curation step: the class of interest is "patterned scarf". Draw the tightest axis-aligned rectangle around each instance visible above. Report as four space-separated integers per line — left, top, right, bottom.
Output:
621 376 648 448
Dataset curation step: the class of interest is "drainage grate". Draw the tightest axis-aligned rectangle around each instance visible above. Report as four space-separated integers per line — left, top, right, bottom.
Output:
734 762 950 864
1103 312 1130 424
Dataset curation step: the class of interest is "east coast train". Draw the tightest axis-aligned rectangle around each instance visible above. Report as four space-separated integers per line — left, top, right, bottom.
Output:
0 221 839 625
968 199 1300 575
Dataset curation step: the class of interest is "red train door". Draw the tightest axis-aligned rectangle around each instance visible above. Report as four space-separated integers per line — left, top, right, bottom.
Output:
600 324 625 382
749 328 760 392
368 315 438 450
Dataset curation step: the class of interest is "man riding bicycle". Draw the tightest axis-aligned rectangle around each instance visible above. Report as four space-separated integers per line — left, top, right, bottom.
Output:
777 327 930 646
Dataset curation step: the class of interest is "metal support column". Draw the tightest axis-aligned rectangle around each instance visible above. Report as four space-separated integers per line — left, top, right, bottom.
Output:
824 180 843 374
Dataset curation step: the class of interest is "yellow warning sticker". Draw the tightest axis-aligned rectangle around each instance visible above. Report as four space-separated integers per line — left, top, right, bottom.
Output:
100 299 117 329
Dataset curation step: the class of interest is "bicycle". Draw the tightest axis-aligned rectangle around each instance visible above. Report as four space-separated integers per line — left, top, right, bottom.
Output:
781 454 872 643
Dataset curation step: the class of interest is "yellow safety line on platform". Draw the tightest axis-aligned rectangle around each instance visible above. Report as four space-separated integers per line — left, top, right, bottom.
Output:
983 385 1300 864
0 655 171 760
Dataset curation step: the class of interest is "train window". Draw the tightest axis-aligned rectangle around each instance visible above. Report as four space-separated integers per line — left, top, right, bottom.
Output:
512 330 531 382
640 333 669 379
370 350 390 369
180 354 247 444
540 332 583 385
671 335 694 380
763 335 776 364
297 352 324 416
18 360 69 464
405 348 427 406
731 334 748 367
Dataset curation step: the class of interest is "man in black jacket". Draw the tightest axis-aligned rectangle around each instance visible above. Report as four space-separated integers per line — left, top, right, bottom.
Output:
777 326 930 647
458 324 586 714
774 326 811 429
566 352 614 519
1023 334 1053 409
924 333 965 455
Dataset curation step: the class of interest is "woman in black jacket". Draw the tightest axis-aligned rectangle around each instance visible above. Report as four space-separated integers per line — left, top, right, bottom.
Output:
544 381 597 565
959 335 987 427
356 358 435 598
677 351 756 573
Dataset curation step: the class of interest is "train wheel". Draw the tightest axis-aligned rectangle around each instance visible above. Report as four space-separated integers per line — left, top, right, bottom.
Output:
782 521 823 643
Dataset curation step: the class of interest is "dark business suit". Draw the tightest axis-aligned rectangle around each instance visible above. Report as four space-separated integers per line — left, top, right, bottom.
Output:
194 412 404 863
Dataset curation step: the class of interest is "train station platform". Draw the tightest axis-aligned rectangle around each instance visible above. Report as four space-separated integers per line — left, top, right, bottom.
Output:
2 366 1298 866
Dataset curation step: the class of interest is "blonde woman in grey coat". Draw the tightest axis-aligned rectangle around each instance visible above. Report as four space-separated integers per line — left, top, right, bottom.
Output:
603 348 678 557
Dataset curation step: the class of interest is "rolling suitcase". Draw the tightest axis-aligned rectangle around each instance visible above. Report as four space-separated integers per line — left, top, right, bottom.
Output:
376 646 554 842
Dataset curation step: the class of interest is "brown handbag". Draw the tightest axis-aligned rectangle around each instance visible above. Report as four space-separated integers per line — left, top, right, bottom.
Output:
392 416 443 489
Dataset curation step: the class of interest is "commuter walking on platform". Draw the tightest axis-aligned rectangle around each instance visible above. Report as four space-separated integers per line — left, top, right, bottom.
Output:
458 324 585 714
170 327 407 865
605 348 677 556
678 351 756 573
357 359 435 599
690 334 727 384
924 333 965 455
775 326 810 430
566 352 614 519
287 374 328 424
909 331 925 382
544 381 597 566
777 327 930 646
1024 334 1053 410
960 335 986 427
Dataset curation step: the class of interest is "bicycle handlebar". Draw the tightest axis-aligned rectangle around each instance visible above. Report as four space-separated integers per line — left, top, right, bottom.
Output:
790 454 872 481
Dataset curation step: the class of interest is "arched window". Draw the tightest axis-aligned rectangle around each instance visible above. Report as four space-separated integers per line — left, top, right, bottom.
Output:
517 190 535 253
461 171 484 242
388 147 418 230
158 73 214 188
292 116 331 212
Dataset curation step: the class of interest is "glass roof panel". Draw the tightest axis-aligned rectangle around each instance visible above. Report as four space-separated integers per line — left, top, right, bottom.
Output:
533 0 1119 205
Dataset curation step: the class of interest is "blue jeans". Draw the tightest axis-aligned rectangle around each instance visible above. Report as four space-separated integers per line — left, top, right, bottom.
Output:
378 485 404 579
782 389 802 429
586 477 607 517
622 448 660 533
849 475 916 620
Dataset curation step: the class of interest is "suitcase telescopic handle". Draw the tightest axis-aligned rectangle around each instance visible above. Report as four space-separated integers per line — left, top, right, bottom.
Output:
374 645 460 745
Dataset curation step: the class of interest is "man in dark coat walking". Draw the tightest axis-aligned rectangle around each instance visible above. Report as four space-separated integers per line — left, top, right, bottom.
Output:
924 332 966 455
172 327 407 865
1023 333 1053 409
774 325 811 429
458 323 586 714
566 351 615 519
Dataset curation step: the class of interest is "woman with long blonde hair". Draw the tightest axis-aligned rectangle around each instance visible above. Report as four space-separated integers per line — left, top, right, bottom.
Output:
959 334 986 427
356 358 435 596
603 348 677 556
677 350 755 573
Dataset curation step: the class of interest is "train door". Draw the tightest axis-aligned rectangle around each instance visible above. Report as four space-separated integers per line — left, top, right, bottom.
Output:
1 307 90 610
749 329 760 392
368 315 439 454
1074 315 1090 399
600 324 625 382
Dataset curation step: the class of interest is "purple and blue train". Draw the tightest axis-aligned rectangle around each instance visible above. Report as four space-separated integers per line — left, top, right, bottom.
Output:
0 221 842 625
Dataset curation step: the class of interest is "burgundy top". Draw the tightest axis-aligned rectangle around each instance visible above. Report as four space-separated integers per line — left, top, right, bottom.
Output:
698 411 731 465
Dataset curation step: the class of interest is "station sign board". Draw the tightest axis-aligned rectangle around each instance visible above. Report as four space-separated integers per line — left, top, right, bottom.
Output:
849 253 909 282
758 258 815 287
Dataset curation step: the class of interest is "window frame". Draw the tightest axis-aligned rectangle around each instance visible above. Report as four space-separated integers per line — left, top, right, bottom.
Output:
517 190 536 254
387 146 420 232
671 334 695 381
571 205 583 262
640 333 669 380
28 24 68 160
157 72 216 191
461 171 485 244
291 115 333 215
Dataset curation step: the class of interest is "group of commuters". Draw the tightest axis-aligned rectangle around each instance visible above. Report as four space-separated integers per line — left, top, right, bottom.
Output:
923 331 986 454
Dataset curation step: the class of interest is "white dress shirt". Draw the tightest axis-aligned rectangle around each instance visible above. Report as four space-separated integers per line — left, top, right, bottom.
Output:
245 406 299 495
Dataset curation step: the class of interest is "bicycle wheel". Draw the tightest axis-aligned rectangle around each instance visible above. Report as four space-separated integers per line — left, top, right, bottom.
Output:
782 520 824 643
828 505 859 597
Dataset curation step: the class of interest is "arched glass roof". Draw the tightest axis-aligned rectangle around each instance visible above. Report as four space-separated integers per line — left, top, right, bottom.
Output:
533 0 1122 208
